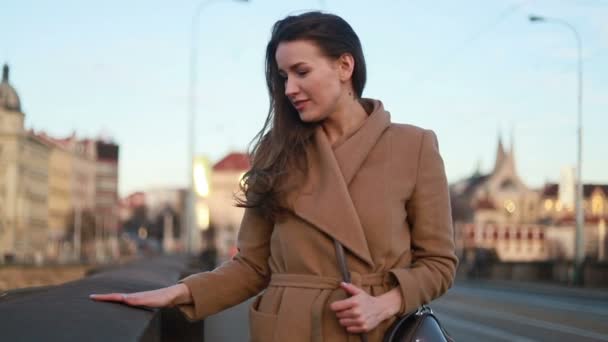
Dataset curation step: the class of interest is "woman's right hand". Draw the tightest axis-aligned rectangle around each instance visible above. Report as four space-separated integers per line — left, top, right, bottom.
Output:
89 283 193 308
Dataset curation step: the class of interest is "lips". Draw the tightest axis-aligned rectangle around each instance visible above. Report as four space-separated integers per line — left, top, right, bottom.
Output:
292 99 309 111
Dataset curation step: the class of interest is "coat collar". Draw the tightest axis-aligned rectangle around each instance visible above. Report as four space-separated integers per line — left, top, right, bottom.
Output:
291 99 391 267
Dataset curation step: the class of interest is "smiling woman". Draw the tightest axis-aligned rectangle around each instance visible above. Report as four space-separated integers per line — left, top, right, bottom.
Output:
277 40 352 121
91 11 457 342
238 12 369 220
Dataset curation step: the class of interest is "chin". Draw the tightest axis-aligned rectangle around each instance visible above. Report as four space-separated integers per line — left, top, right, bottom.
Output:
298 110 326 123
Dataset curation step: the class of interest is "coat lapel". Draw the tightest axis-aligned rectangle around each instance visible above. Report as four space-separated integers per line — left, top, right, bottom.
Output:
334 100 391 186
292 100 391 268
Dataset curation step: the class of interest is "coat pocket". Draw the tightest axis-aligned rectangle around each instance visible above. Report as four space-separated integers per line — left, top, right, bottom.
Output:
249 295 278 342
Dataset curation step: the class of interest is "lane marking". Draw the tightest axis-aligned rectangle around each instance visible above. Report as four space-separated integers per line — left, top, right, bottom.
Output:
450 286 608 316
437 301 608 341
440 312 537 342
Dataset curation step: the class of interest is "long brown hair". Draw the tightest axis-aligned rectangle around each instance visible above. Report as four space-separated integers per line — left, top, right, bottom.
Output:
237 11 367 221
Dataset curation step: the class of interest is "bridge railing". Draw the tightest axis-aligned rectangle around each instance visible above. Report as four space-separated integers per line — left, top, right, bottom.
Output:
0 254 208 342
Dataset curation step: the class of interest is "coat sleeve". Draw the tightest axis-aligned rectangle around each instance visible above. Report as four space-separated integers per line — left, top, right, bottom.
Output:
389 129 458 316
176 207 273 321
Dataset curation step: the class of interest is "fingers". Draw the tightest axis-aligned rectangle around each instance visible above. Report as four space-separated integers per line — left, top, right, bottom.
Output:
331 285 379 333
89 292 146 308
346 325 370 334
330 297 356 312
335 308 359 319
339 317 363 326
330 283 364 312
89 293 127 302
340 282 363 296
89 293 157 312
339 317 371 333
90 288 172 308
339 317 371 334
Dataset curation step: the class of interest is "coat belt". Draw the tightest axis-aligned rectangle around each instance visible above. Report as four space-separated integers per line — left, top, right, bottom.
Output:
269 272 395 342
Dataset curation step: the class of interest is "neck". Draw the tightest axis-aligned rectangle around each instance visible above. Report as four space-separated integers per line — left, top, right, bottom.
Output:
322 95 368 147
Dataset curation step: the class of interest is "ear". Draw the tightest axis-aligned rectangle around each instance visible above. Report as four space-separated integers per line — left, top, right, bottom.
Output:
337 53 355 82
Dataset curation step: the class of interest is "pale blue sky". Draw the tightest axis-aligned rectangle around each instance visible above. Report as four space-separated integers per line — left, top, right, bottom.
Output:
1 0 606 196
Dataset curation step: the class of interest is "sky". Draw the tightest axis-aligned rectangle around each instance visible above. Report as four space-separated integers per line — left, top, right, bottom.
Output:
1 0 607 196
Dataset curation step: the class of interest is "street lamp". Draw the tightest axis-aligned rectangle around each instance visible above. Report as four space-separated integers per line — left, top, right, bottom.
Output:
186 0 249 255
529 14 584 284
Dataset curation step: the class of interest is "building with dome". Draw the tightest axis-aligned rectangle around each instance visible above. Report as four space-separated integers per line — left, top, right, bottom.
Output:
0 64 51 263
0 63 121 264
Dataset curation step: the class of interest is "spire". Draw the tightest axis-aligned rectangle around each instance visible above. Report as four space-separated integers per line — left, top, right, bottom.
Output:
473 158 482 177
510 124 515 157
493 130 506 173
2 64 8 83
0 63 22 112
507 124 516 172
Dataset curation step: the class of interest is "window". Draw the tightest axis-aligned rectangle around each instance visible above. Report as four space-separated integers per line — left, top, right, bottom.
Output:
504 200 516 214
97 179 117 191
500 179 516 191
96 163 117 174
544 199 554 211
592 193 604 216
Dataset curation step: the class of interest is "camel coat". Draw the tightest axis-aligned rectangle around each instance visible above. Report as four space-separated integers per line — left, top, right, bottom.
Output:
177 99 458 342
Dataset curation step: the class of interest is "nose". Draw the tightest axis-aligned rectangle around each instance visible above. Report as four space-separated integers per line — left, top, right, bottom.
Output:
284 76 299 98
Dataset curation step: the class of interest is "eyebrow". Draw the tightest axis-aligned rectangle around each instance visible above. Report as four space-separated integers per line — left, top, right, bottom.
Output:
278 62 307 74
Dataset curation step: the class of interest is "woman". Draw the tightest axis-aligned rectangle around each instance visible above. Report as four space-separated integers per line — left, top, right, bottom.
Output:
91 11 457 342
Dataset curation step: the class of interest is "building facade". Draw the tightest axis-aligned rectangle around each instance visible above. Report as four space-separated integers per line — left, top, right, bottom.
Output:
69 138 97 213
539 183 608 225
451 134 607 262
208 152 250 259
36 133 72 240
0 64 51 263
0 63 122 264
19 135 51 262
95 141 119 235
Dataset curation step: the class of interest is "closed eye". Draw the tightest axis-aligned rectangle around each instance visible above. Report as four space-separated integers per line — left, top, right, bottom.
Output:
296 69 309 77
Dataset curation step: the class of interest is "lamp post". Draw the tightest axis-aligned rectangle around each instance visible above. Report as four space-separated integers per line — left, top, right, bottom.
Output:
529 14 584 285
186 0 249 254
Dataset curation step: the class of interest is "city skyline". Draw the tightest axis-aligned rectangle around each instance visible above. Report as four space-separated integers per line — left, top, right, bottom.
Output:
1 0 606 196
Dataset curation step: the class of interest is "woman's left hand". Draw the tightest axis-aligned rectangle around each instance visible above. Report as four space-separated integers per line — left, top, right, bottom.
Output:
329 282 398 334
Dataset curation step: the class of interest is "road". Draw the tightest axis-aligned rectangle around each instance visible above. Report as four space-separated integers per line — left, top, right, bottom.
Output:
204 280 608 341
435 280 608 341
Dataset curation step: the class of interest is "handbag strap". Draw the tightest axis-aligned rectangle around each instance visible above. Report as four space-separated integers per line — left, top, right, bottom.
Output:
334 239 368 342
334 240 351 283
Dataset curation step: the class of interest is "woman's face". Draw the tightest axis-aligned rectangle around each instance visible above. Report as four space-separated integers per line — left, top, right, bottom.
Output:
275 40 347 123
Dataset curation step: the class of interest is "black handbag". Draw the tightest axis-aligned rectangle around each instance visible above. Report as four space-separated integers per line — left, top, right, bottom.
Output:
333 240 454 342
382 305 454 342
